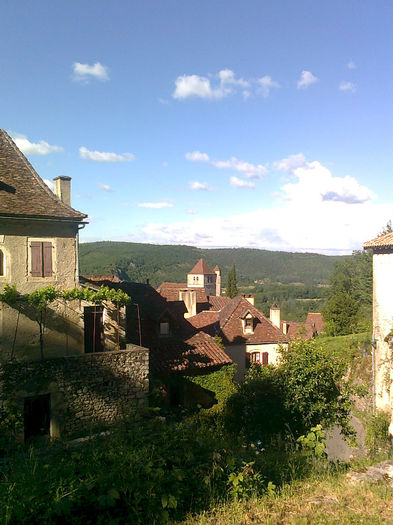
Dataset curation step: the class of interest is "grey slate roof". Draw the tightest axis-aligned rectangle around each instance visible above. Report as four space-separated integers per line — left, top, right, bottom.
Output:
0 129 86 221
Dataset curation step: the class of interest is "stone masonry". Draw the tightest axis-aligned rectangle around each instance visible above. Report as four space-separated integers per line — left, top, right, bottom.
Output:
0 344 149 440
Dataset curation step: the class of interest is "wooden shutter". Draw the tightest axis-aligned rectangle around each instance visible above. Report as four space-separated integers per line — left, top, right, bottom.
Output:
262 352 269 365
0 250 3 276
43 242 53 277
31 242 43 277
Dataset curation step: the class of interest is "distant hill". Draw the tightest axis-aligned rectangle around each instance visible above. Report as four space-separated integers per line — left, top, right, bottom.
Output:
79 241 345 287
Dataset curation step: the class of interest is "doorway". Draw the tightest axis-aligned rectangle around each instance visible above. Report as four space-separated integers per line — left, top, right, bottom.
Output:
84 306 104 353
24 394 51 443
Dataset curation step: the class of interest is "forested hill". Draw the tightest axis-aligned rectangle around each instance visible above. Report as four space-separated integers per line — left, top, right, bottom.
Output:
79 241 345 287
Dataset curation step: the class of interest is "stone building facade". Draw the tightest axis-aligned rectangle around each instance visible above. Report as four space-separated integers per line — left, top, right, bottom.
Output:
0 129 149 442
364 233 393 435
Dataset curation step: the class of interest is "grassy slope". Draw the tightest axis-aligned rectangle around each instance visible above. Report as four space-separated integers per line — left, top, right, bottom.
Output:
79 241 344 286
183 473 393 524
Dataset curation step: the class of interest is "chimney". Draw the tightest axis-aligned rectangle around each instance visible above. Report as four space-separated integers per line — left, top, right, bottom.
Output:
270 302 281 329
282 321 288 335
214 266 221 296
146 279 150 285
243 294 254 306
53 176 72 206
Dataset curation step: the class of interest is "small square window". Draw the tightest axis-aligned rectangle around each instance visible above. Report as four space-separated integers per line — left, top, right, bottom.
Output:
160 322 170 336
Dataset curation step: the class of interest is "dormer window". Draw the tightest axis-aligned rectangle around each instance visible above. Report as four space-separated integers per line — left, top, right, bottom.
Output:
242 313 254 334
159 321 170 336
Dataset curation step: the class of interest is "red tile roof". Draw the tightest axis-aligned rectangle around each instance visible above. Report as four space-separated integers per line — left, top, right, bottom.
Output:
189 295 288 345
157 282 208 304
363 232 393 248
208 296 232 311
0 129 86 221
149 332 232 375
188 258 214 275
306 313 325 333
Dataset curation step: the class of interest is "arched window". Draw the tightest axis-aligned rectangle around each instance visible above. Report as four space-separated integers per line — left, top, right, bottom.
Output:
0 250 4 276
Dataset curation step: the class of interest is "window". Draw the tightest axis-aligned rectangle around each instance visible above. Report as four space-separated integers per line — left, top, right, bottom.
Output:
243 315 254 333
0 249 4 276
250 352 260 364
159 321 170 336
30 241 53 277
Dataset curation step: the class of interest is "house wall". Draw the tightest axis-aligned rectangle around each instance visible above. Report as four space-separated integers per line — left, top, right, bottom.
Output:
372 252 393 429
0 344 149 440
0 219 79 292
225 342 282 381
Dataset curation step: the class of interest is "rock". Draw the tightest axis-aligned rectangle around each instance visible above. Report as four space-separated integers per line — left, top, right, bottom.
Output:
346 460 393 486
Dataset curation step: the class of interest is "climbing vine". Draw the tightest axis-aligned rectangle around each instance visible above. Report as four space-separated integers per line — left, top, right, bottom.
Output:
0 285 131 359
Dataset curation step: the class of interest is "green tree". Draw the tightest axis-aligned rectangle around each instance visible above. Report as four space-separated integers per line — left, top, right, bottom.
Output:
323 250 372 335
226 263 238 298
225 339 353 441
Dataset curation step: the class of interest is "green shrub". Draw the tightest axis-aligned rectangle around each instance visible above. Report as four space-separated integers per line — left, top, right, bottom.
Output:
365 411 391 455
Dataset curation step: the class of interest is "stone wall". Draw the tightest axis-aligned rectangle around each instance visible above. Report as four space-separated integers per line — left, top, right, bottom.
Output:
0 344 149 440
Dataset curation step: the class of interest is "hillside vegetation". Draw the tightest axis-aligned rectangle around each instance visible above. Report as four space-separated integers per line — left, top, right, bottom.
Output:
79 241 344 287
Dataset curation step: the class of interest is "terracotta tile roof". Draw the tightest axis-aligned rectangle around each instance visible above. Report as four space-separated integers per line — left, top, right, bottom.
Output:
208 296 232 311
306 313 325 333
187 311 219 336
189 295 288 345
219 296 288 344
188 258 214 275
363 232 393 248
281 320 314 340
149 332 232 375
0 129 86 221
157 282 208 305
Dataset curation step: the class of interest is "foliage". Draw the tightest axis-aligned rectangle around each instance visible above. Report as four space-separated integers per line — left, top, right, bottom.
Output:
225 339 353 443
186 364 237 405
364 412 391 456
0 285 131 359
226 263 239 298
297 425 327 458
79 241 343 287
323 250 372 335
379 219 393 235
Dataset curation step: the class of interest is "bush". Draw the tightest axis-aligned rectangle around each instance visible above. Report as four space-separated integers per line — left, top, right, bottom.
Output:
224 339 353 444
365 411 391 456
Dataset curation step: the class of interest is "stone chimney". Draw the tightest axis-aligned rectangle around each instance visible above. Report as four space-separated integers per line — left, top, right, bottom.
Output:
270 302 281 329
214 265 221 296
179 289 197 318
282 321 288 335
53 176 71 206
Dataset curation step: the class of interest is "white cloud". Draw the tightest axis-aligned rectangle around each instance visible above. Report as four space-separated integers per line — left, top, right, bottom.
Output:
230 176 255 189
275 153 307 174
138 202 173 209
186 151 267 179
124 158 385 255
98 183 114 192
297 70 318 89
347 60 357 69
43 178 54 191
187 209 198 215
173 69 249 100
72 62 109 83
11 133 64 155
257 75 280 97
185 151 210 162
189 181 214 191
79 146 135 162
339 81 357 93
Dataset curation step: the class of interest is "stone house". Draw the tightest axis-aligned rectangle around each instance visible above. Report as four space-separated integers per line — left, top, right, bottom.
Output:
0 129 148 442
363 232 393 434
81 276 232 407
188 295 288 381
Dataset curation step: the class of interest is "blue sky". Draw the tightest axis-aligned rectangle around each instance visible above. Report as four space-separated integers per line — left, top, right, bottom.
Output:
1 1 392 254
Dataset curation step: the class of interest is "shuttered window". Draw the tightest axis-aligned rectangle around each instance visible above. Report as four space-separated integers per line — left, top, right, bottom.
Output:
30 241 53 277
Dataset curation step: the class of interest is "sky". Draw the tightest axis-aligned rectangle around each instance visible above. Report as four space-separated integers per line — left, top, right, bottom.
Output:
1 0 392 255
